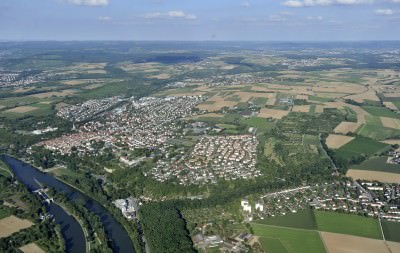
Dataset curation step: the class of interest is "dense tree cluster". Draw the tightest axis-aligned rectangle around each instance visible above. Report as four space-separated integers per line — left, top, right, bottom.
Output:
139 203 195 253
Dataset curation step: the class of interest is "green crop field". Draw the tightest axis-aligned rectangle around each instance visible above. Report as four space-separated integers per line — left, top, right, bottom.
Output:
315 211 382 239
351 156 400 174
253 209 317 230
308 96 332 103
381 220 400 242
362 106 399 118
335 136 389 160
258 237 290 253
251 223 326 253
358 124 400 140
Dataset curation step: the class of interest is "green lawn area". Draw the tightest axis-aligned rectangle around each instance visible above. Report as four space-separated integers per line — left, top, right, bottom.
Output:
351 156 400 174
335 136 389 160
239 117 274 134
362 106 399 118
315 211 382 239
382 220 400 242
253 209 317 230
251 223 326 253
252 97 268 106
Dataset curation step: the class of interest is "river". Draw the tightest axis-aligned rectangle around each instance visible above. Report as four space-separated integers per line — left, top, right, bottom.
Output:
2 156 135 253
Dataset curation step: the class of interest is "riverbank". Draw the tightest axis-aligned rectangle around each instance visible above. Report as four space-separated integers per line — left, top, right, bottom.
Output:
2 155 136 253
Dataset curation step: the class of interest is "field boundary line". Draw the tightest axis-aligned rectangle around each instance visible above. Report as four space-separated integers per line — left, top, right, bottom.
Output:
251 223 317 233
318 231 330 253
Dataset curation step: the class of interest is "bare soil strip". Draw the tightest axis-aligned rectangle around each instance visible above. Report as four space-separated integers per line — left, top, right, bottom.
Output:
347 169 400 184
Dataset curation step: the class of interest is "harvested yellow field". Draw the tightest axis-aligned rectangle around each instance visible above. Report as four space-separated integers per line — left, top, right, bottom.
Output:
292 105 310 113
83 83 105 90
5 106 38 113
381 117 400 129
266 98 276 106
19 243 46 253
383 92 400 98
196 95 238 112
347 169 400 184
334 122 362 134
29 89 77 98
0 215 33 238
13 87 34 93
326 134 355 149
315 105 326 113
384 101 398 111
149 73 171 79
382 139 400 145
296 94 308 100
345 90 380 103
320 232 390 253
168 91 206 97
226 92 274 103
313 83 364 94
258 108 289 119
86 69 106 74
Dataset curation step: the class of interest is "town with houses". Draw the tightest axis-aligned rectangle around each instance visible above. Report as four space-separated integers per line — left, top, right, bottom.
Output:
150 135 260 185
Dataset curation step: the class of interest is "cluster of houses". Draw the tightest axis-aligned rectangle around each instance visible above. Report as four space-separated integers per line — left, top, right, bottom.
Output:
150 135 261 185
388 150 400 165
0 71 46 88
167 74 274 88
37 96 204 156
193 232 252 253
56 96 123 122
240 180 400 223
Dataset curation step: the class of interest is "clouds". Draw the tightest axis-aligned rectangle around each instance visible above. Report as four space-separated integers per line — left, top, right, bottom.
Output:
98 16 112 21
143 11 197 20
375 8 394 15
65 0 109 6
282 0 373 7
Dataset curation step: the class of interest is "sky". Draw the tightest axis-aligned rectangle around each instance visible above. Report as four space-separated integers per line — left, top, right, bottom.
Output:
0 0 400 41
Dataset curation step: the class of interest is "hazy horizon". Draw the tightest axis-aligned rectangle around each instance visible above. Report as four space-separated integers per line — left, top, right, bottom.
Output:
1 0 400 41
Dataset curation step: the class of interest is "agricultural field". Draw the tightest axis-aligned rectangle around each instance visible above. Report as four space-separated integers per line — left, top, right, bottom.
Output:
382 220 400 243
325 134 354 149
346 169 400 184
315 211 382 239
251 223 326 253
19 243 46 253
334 136 389 160
0 215 34 238
320 232 395 253
362 106 399 119
351 156 400 174
253 209 317 230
